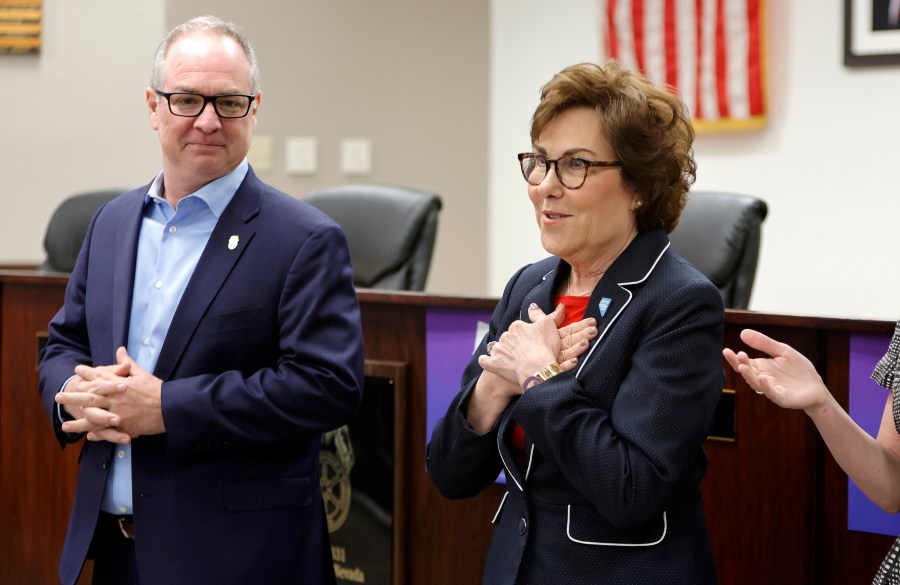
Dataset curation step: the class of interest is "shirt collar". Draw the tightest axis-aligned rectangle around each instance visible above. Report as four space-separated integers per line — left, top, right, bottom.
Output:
144 158 249 217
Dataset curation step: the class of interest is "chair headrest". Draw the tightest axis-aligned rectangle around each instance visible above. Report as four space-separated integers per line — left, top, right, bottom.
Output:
668 191 768 308
669 191 767 283
304 184 442 289
41 190 124 273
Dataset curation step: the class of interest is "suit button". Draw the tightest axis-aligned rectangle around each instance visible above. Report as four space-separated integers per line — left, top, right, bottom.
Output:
518 518 527 535
101 458 109 470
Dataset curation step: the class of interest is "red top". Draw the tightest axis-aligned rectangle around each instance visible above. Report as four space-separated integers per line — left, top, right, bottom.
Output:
509 295 590 463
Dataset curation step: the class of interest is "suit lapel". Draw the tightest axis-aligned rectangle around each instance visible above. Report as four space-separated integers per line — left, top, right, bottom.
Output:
575 229 671 374
112 189 150 351
516 227 670 327
152 171 263 380
497 412 529 490
520 266 559 318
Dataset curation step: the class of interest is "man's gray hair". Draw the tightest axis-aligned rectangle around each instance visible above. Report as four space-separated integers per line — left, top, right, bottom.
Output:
150 15 260 94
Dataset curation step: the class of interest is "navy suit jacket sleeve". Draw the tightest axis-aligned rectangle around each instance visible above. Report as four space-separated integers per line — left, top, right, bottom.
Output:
38 204 105 446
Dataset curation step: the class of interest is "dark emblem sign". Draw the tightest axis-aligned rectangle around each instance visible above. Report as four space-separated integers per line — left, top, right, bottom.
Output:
321 371 398 584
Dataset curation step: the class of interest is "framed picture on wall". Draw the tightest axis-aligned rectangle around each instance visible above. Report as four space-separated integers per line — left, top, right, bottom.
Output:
0 0 42 54
845 0 900 66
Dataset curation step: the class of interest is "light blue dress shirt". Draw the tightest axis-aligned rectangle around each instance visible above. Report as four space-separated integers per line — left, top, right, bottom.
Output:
99 160 247 515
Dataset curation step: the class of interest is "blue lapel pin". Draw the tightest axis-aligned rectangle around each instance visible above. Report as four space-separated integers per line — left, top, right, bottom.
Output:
598 297 612 317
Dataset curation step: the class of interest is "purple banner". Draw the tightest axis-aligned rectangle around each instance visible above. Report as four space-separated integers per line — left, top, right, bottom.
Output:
425 307 507 484
425 307 493 443
848 332 899 536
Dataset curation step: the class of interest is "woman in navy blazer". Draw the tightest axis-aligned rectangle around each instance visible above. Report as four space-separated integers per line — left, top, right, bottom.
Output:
427 61 724 584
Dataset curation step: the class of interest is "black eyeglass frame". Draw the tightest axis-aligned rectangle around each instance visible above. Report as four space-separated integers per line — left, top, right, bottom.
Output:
517 152 623 189
154 89 257 119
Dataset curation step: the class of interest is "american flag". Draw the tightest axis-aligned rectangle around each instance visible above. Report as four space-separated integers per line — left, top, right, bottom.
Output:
601 0 766 131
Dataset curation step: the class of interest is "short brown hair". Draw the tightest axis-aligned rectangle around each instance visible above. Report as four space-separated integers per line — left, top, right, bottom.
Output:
531 60 695 233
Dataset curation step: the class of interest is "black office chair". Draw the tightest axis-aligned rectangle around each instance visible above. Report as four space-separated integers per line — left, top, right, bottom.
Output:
304 184 442 292
667 190 768 309
40 190 124 273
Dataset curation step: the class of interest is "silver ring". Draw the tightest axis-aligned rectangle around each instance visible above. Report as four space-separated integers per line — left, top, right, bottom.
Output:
754 389 764 395
486 341 497 355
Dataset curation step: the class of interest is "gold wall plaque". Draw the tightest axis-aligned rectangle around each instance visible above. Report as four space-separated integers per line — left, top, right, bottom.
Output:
0 1 41 55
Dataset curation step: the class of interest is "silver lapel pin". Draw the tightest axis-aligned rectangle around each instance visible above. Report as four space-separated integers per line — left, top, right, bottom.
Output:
228 235 239 250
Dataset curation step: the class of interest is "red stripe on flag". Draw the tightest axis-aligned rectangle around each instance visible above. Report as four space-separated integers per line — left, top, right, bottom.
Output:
664 0 678 89
694 0 704 120
746 0 763 115
607 0 620 59
714 0 730 118
633 0 646 72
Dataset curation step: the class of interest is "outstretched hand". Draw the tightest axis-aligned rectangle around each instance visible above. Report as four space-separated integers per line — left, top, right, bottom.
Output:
722 328 830 411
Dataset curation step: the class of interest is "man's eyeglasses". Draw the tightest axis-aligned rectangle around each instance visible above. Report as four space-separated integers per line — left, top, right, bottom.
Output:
518 153 622 190
154 89 257 119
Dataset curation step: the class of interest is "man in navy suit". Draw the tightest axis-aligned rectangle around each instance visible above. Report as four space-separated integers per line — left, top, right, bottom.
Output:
38 15 364 585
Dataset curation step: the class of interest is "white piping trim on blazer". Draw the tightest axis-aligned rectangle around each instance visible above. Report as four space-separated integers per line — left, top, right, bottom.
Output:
566 507 667 547
523 444 535 479
497 433 523 492
574 242 670 379
492 491 510 524
497 435 536 493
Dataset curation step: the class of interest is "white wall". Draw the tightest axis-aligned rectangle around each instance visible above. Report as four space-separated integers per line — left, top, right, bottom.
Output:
7 1 900 320
0 1 165 263
165 0 489 297
1 0 488 297
490 0 900 321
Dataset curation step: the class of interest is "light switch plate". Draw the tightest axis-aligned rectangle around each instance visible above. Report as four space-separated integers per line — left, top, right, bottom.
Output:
286 136 317 175
340 138 372 176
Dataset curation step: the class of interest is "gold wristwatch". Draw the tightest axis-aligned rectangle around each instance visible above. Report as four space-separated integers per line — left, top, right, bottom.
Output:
522 362 563 391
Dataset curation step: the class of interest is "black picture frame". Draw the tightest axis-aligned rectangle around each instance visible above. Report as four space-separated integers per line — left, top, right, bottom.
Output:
845 0 900 66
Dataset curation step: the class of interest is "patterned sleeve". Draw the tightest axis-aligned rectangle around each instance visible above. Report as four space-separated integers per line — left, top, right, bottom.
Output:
872 320 900 390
